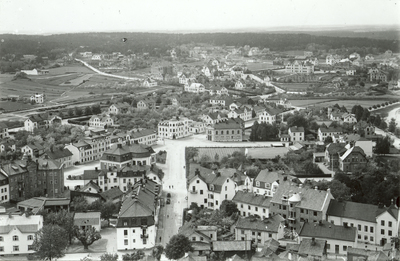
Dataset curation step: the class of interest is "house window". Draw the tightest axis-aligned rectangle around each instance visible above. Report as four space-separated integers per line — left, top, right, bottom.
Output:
364 235 368 241
13 246 19 251
389 230 392 236
27 235 33 240
370 227 374 233
389 221 392 227
124 230 128 236
248 206 251 210
192 237 196 241
28 245 34 251
358 235 361 239
132 229 135 233
381 229 385 235
0 236 3 241
124 239 128 245
327 244 330 250
364 226 368 232
252 231 255 236
313 211 317 216
241 230 245 234
124 222 128 226
370 236 374 241
216 200 218 205
358 225 361 231
200 190 203 195
381 220 385 226
343 246 347 251
0 246 3 252
13 235 18 241
241 204 243 208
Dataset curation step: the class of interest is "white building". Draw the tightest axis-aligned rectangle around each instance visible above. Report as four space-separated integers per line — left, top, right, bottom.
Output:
288 126 305 142
0 213 43 255
258 107 283 125
233 191 271 220
89 115 114 128
187 168 249 210
184 83 205 93
30 93 44 104
158 117 192 140
318 127 343 142
327 199 399 250
116 183 158 250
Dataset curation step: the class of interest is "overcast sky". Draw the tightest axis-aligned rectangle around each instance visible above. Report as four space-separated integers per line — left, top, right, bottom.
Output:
1 0 399 34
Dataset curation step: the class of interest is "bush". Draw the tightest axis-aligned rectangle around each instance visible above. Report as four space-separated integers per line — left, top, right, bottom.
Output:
373 105 377 109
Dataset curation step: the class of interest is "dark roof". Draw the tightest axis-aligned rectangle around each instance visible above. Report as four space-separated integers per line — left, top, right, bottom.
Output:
298 238 326 257
326 143 346 155
232 191 272 208
212 118 243 130
289 126 305 133
83 169 103 180
319 127 343 133
100 187 124 201
44 148 73 160
235 215 284 233
299 221 357 242
100 142 155 162
74 212 101 226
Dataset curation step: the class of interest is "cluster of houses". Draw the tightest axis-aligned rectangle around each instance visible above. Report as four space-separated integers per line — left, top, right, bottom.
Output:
184 164 399 260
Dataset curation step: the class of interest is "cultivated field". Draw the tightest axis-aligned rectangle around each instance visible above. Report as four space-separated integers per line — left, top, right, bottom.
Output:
46 65 93 75
276 83 310 91
194 147 245 162
371 103 400 117
0 100 36 111
289 99 391 111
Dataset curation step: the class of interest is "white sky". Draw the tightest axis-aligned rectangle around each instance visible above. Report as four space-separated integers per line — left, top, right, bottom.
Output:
1 0 399 34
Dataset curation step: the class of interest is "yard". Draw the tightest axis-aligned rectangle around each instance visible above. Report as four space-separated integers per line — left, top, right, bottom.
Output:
46 64 94 75
370 103 400 118
0 100 37 111
194 147 245 162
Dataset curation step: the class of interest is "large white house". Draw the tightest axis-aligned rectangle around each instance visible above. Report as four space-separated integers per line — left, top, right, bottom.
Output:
89 115 114 128
24 114 62 133
158 117 192 140
327 199 399 250
116 182 159 250
187 167 250 210
0 213 43 255
30 93 44 104
184 83 205 93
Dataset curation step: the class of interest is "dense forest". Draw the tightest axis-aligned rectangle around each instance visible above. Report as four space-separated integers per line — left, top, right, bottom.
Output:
0 32 398 58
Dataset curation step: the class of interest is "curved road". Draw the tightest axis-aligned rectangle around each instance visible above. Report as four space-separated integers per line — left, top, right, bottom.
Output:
75 59 142 81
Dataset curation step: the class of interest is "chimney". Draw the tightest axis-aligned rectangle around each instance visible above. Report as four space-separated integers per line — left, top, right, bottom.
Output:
327 188 331 193
299 184 302 188
315 186 318 190
216 172 221 177
95 167 98 171
195 168 200 176
311 237 316 246
117 143 122 148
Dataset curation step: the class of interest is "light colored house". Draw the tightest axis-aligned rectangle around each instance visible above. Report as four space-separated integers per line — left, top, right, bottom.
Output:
298 221 357 256
258 107 283 125
228 107 252 122
235 80 245 90
343 114 357 124
206 118 244 142
21 142 46 159
30 93 44 104
189 122 206 134
74 212 101 231
209 97 234 107
346 69 356 76
130 129 158 146
0 122 9 139
187 167 245 210
142 78 158 87
99 142 156 171
326 54 340 65
24 114 62 132
179 224 217 255
327 199 399 250
202 112 228 125
288 126 304 142
0 213 43 255
233 191 271 219
116 183 158 250
43 148 73 168
184 83 205 93
234 215 285 248
108 103 130 114
318 127 343 142
270 181 334 231
66 134 111 164
285 60 314 75
158 117 192 140
89 115 114 128
252 170 283 197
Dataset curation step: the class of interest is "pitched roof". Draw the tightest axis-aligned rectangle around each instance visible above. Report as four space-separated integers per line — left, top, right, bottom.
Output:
83 169 103 180
319 127 343 133
289 126 305 133
235 215 284 233
100 187 124 201
212 241 251 252
270 181 332 211
327 199 379 223
298 238 326 257
255 170 281 184
232 191 272 208
74 212 101 226
118 185 156 218
44 148 73 160
339 146 366 161
212 118 243 130
298 221 357 242
326 143 346 155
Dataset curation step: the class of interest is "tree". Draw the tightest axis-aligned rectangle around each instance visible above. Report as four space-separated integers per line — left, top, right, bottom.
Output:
375 136 391 154
388 118 397 133
101 201 117 227
32 225 69 261
324 136 333 145
329 180 352 201
71 196 89 212
152 245 164 261
100 253 119 261
186 147 199 162
373 115 382 127
44 209 75 244
68 108 74 117
214 153 220 162
91 104 102 114
165 234 194 260
75 106 83 117
74 226 101 250
85 106 92 115
286 114 308 129
220 200 239 217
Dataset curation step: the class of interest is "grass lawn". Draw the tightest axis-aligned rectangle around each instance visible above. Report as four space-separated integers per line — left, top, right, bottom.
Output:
35 73 83 85
65 238 108 254
194 147 245 162
47 65 93 75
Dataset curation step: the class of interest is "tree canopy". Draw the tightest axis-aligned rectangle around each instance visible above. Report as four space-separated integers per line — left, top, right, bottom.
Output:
32 225 69 261
165 234 194 260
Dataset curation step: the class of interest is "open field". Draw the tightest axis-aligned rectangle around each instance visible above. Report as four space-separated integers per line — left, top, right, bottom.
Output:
0 78 71 101
59 74 93 86
276 83 310 91
194 147 245 162
246 61 282 71
289 99 337 107
288 98 392 111
46 65 93 75
35 73 84 85
0 100 36 111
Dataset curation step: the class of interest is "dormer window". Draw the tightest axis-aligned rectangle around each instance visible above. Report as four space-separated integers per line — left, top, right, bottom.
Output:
256 181 260 187
265 183 270 189
210 185 214 191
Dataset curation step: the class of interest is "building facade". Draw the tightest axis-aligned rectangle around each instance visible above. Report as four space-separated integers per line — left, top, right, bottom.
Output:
158 118 192 140
206 118 243 142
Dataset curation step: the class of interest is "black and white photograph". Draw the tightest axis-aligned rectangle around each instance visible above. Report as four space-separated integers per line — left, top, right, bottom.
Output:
0 0 399 260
